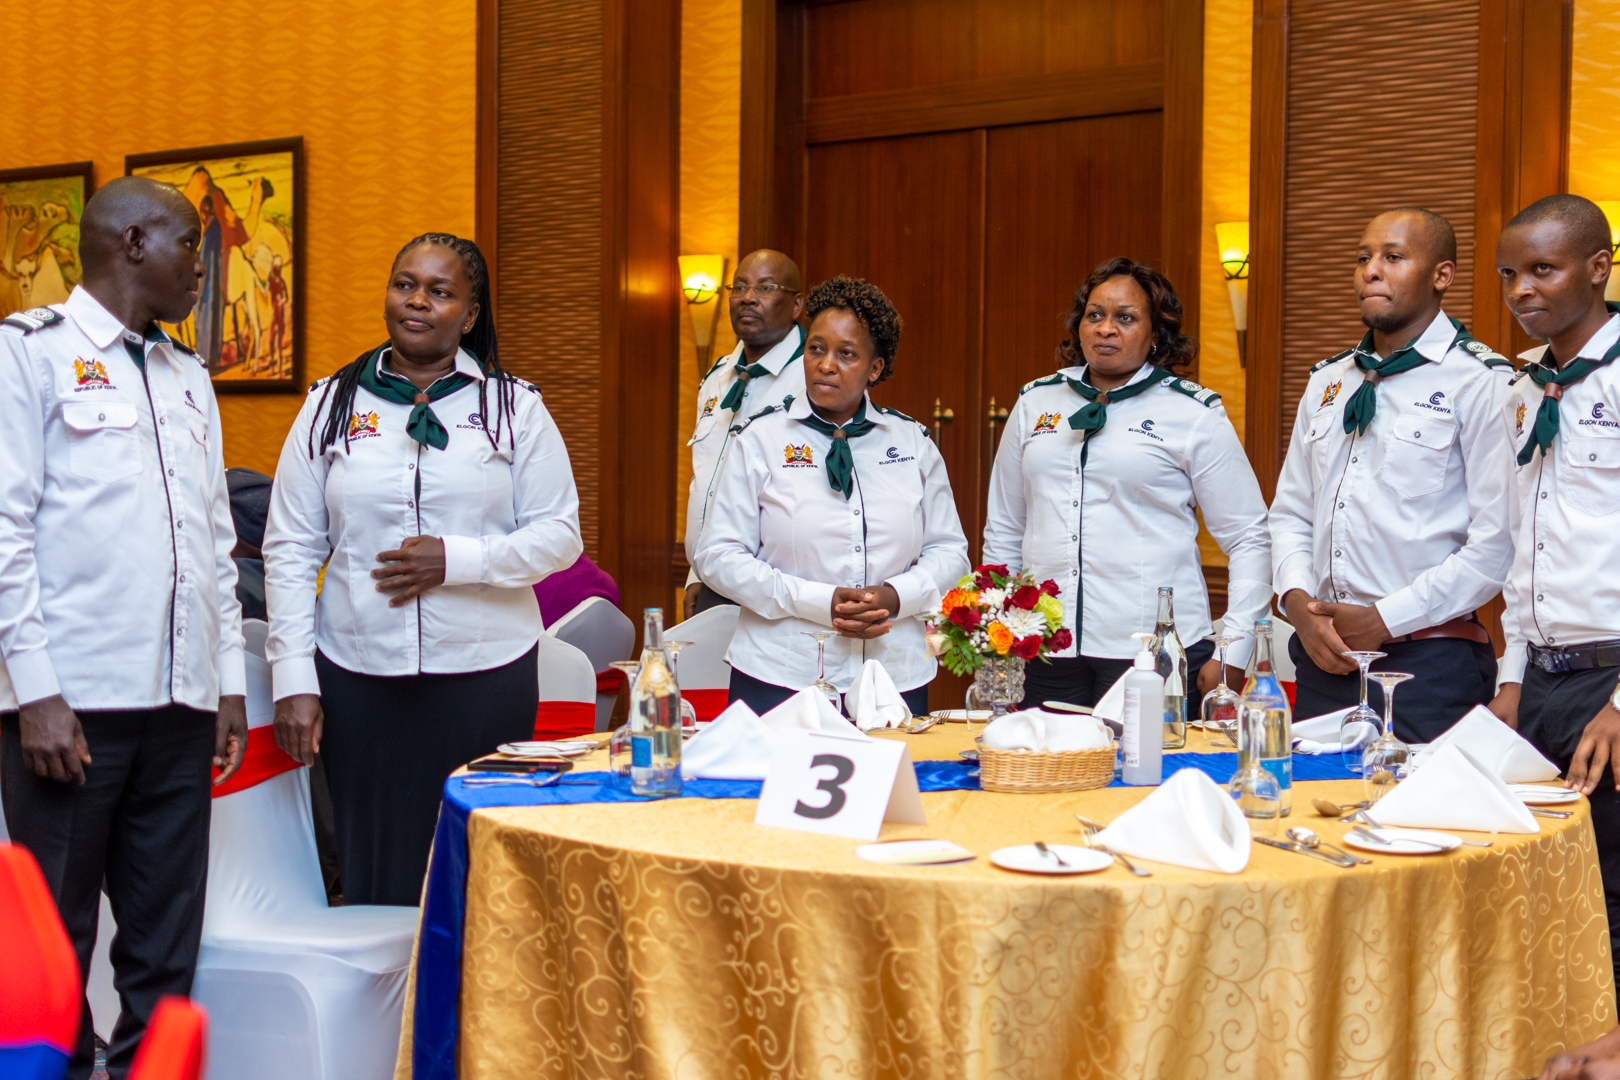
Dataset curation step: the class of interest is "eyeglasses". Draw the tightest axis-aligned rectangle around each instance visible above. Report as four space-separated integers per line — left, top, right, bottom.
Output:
725 282 798 297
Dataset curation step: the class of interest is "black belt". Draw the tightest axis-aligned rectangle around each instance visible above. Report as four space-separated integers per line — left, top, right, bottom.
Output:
1528 640 1620 673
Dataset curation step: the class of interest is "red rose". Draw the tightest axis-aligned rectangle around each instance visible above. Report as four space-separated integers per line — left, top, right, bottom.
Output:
1040 579 1060 597
974 564 1010 590
1013 635 1043 660
1010 585 1041 610
1048 628 1073 651
949 605 981 630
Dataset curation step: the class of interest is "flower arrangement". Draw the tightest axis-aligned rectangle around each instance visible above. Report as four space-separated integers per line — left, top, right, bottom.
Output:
927 564 1072 676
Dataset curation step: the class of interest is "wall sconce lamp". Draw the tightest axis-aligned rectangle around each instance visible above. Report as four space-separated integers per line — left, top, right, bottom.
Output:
1598 202 1620 303
679 254 728 369
1216 221 1250 368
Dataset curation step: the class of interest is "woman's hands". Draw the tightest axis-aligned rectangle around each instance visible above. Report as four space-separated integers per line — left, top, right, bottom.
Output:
274 694 324 766
373 535 446 606
831 585 901 639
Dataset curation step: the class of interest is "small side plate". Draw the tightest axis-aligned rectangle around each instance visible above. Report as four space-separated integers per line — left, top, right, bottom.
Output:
989 844 1113 874
1509 784 1581 805
856 839 975 865
1342 828 1462 855
498 741 594 758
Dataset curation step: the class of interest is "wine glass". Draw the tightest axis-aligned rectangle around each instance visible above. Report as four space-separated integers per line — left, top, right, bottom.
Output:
1200 634 1242 749
1361 671 1415 804
663 640 700 733
1339 650 1387 775
607 660 641 785
801 630 843 714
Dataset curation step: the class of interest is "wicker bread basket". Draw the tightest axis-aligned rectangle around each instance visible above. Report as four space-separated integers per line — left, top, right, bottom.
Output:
975 737 1117 793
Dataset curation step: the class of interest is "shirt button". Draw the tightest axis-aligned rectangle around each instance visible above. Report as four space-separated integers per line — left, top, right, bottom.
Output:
1071 535 1078 541
1072 570 1078 576
178 574 185 584
176 627 185 637
1537 594 1544 601
1537 543 1544 550
1541 492 1548 499
1414 431 1421 438
168 468 175 477
1072 501 1079 507
176 521 183 529
853 509 860 516
409 463 415 471
1337 502 1344 509
159 417 166 425
1338 592 1347 599
98 412 106 421
1351 457 1358 464
855 546 862 552
408 501 415 509
1334 550 1342 557
1592 454 1599 462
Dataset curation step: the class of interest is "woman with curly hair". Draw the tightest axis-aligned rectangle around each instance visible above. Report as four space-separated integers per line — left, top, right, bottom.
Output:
694 275 969 716
982 257 1271 714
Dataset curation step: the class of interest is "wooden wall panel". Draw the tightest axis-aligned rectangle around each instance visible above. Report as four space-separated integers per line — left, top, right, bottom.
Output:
1278 0 1479 446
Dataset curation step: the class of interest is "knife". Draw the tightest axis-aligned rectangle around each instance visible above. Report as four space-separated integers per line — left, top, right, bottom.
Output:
1254 836 1357 867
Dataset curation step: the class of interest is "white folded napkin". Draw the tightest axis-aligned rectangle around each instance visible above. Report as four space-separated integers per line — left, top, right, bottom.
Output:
1291 706 1357 755
1043 713 1113 751
681 701 776 780
1092 671 1130 722
981 709 1111 752
1411 705 1561 783
1371 742 1539 833
1095 769 1251 873
760 687 868 739
846 659 911 731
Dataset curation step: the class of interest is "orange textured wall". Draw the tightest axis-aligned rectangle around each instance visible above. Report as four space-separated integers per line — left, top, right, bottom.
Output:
0 0 477 475
1570 0 1620 207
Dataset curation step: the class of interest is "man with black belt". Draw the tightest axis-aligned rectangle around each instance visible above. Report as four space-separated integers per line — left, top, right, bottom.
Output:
683 249 805 619
0 177 247 1079
1488 194 1620 986
1270 208 1517 742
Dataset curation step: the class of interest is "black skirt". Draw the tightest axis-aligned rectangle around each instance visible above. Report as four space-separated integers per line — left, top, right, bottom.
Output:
315 644 540 906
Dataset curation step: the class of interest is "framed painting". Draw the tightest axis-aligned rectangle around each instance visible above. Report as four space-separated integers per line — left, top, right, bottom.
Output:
0 161 94 320
127 137 304 393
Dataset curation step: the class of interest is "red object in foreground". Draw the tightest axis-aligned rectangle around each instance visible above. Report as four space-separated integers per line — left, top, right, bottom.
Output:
128 998 207 1080
211 724 304 798
534 701 597 739
0 843 81 1069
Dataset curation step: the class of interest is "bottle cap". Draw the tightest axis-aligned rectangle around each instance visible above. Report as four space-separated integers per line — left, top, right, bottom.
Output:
1130 632 1155 670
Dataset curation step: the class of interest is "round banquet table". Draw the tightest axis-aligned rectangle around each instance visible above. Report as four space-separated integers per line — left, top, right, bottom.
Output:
396 725 1615 1080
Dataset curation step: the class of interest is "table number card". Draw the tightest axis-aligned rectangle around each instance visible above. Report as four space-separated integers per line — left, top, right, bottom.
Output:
754 730 927 840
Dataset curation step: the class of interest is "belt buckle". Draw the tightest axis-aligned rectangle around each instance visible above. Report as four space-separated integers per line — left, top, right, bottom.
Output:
1545 650 1570 674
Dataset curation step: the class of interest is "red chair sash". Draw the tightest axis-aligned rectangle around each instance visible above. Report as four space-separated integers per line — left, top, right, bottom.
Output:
595 669 625 695
0 845 80 1056
211 726 304 798
683 688 728 722
534 701 596 739
128 996 206 1080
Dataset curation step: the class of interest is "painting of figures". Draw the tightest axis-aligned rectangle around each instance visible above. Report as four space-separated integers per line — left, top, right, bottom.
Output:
128 137 303 392
0 162 93 320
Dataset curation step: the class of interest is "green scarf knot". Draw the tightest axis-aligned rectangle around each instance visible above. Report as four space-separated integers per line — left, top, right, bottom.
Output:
356 345 478 450
1341 318 1468 436
798 400 876 499
1517 304 1620 465
1065 365 1168 441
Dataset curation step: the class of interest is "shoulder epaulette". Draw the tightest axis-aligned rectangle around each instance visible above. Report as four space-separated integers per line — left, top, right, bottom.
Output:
1310 347 1356 374
1019 372 1067 396
307 375 332 393
169 337 200 361
1454 336 1512 368
1 307 64 335
1158 375 1221 407
879 404 931 438
509 375 543 395
731 400 783 435
1508 368 1533 387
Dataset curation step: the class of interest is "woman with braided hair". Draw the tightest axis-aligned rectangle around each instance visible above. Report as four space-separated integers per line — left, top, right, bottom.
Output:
262 233 582 904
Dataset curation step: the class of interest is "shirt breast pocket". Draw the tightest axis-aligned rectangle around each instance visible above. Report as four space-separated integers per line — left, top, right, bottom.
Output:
687 414 719 447
63 402 141 483
1379 416 1456 498
1561 434 1620 517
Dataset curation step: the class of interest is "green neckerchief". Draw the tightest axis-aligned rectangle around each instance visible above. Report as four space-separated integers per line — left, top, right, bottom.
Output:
1517 303 1620 465
797 399 876 499
356 345 478 450
720 332 805 413
1066 365 1169 443
121 325 166 374
1342 318 1465 436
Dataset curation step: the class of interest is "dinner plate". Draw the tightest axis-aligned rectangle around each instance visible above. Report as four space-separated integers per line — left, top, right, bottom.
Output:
989 844 1112 875
1509 784 1581 805
856 839 976 865
1341 828 1462 855
498 741 595 758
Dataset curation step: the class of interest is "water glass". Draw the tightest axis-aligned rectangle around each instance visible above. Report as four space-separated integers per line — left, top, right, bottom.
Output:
1339 650 1386 775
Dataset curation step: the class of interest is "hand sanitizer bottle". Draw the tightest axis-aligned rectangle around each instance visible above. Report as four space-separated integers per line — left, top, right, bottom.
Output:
1121 632 1164 786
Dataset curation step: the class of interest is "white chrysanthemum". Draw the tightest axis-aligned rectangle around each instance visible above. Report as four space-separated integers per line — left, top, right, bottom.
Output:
1000 607 1047 640
980 587 1007 610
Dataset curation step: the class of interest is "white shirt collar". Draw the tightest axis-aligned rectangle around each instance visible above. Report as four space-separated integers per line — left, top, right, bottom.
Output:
785 390 892 429
65 285 164 352
1516 312 1620 369
1075 362 1156 389
1410 308 1460 362
374 345 486 384
746 323 804 376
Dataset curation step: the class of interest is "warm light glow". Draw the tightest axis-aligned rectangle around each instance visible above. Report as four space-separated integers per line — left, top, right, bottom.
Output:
1215 221 1250 280
1599 202 1620 252
678 254 726 304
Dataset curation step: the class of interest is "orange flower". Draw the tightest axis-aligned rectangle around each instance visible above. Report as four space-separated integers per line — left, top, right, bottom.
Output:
986 621 1013 655
941 588 979 614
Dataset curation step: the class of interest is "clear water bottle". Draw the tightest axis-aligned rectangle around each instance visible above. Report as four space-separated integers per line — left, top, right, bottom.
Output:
1239 617 1292 816
1150 586 1187 749
629 608 682 798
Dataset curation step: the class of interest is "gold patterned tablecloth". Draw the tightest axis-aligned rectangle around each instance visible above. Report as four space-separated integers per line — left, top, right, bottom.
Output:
397 727 1615 1080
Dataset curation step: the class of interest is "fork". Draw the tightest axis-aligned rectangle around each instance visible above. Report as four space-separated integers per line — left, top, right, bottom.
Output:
1034 841 1069 867
1349 809 1492 847
1073 814 1151 877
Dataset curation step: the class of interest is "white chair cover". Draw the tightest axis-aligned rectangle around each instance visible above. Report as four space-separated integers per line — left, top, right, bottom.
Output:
536 634 596 703
1270 617 1298 684
193 652 419 1080
545 596 636 731
668 604 738 691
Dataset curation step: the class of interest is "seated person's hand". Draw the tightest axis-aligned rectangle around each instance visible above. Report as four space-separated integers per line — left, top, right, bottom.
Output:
1542 1025 1620 1079
831 585 900 639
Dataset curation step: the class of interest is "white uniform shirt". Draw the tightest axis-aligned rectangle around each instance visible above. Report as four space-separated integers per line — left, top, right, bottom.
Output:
264 348 583 700
0 287 245 712
1270 309 1517 637
692 392 969 693
1499 312 1620 684
683 325 806 588
982 365 1272 667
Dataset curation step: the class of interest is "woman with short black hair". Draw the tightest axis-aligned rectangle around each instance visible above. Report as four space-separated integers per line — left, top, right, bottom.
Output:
264 233 582 905
983 257 1272 710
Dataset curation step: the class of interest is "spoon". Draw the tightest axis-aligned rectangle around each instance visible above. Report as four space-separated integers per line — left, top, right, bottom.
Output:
1348 825 1448 851
1033 841 1069 867
1073 814 1151 877
1286 826 1371 864
1311 798 1371 818
1349 810 1492 847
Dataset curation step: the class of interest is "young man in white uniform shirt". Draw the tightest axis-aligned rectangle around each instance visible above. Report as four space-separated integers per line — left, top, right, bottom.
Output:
683 249 806 619
1270 209 1517 742
0 178 247 1079
1487 195 1620 988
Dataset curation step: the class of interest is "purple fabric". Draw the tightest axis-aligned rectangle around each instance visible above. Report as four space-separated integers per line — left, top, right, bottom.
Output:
534 554 620 629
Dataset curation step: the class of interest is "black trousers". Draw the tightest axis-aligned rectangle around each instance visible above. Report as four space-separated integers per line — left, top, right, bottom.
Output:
315 645 540 906
1288 634 1496 744
691 582 738 616
1516 664 1620 990
727 666 930 719
1020 639 1216 723
1 705 214 1080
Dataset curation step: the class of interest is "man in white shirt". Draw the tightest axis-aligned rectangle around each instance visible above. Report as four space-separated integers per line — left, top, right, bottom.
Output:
1486 194 1620 986
683 249 806 619
1270 208 1517 742
0 178 247 1079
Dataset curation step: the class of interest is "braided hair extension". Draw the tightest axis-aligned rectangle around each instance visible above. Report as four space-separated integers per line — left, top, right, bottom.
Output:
308 233 516 457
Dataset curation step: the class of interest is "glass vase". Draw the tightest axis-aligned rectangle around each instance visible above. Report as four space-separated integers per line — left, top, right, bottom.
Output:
966 655 1026 731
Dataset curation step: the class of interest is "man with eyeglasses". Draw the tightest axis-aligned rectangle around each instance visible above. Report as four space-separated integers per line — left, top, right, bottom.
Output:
683 249 807 619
